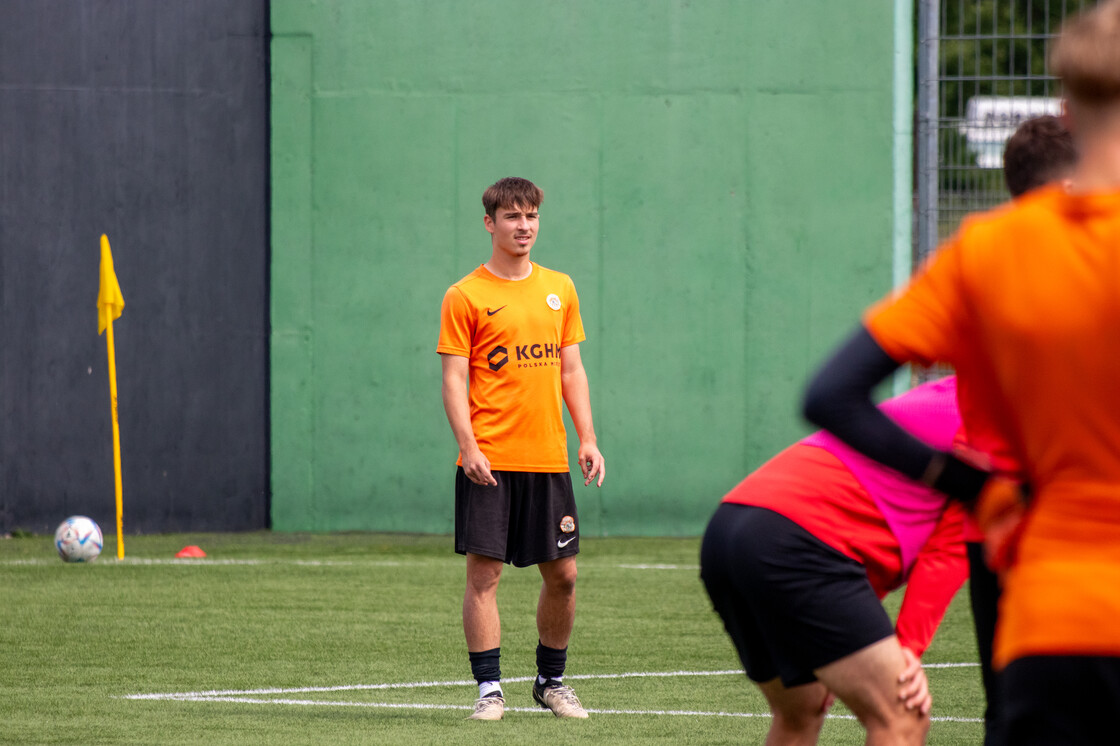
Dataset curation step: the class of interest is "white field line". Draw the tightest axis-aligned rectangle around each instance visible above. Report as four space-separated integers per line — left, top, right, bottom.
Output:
124 696 982 724
0 558 404 566
123 671 740 699
121 668 983 723
0 558 702 568
123 666 977 699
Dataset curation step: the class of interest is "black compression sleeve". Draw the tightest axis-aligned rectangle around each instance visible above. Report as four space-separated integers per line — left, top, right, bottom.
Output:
802 325 990 505
802 325 935 481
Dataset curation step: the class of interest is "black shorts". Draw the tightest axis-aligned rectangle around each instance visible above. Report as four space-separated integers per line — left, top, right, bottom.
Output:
454 467 579 567
700 503 894 687
1003 655 1120 745
967 540 1005 744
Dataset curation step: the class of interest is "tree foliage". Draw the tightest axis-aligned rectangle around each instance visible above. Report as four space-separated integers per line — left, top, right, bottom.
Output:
936 0 1095 117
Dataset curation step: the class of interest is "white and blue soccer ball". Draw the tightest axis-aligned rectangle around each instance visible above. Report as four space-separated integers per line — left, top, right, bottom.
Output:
54 516 104 563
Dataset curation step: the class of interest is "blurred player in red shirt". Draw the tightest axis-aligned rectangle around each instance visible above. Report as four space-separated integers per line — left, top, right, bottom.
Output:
702 375 966 744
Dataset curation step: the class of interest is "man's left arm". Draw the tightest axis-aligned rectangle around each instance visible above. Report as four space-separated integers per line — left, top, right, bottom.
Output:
560 344 605 487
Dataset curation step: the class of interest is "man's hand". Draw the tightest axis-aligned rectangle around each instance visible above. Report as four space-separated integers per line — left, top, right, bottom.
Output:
578 443 605 487
898 647 931 715
461 448 497 487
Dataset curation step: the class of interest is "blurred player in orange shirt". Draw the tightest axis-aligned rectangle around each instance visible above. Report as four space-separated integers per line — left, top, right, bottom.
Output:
803 2 1120 742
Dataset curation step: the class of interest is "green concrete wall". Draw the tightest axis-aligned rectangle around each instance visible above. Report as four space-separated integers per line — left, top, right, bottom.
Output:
271 1 902 534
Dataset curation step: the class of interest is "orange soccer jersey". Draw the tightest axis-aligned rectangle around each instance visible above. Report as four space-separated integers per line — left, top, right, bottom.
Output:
437 263 585 472
865 184 1120 669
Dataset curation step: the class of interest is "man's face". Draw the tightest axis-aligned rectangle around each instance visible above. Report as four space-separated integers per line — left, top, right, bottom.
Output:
484 203 539 258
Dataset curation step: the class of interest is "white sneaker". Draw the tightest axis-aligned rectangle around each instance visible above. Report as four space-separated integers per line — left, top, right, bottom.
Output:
468 692 505 720
532 680 589 719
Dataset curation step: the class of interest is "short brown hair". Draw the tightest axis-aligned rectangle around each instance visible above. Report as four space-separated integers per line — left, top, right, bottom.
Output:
1002 115 1077 197
482 177 543 219
1050 0 1120 105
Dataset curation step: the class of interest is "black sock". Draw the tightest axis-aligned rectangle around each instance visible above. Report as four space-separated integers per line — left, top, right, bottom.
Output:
536 641 567 683
469 647 501 685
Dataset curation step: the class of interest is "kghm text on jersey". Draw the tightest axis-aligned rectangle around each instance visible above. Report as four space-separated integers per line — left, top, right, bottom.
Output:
515 343 561 362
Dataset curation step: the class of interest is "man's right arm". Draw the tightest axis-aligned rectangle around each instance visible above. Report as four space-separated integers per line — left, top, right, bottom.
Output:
440 353 496 486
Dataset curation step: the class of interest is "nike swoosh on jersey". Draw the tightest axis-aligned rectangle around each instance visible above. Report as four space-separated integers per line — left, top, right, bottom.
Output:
557 536 576 548
486 305 507 316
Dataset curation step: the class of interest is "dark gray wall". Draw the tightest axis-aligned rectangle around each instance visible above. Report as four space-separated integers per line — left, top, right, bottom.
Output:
0 1 270 534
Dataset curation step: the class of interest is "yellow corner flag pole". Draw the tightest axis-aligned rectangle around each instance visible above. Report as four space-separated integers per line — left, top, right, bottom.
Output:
98 235 126 560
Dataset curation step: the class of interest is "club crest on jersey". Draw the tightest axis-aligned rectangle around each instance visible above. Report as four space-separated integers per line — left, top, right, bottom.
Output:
559 515 575 533
546 293 562 311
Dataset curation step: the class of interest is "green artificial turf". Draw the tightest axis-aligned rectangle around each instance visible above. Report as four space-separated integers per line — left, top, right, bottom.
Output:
0 532 984 744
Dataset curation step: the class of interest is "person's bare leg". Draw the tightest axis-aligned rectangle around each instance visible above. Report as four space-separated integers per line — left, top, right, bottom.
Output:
814 637 930 745
536 556 577 647
756 678 831 746
532 556 588 718
464 553 504 650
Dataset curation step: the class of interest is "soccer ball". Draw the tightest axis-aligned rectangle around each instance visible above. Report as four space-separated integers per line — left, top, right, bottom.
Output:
54 516 104 563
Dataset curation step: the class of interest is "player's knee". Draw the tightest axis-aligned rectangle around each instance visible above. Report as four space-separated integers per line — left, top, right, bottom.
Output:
862 708 929 744
770 707 826 739
897 713 930 744
542 562 577 594
466 562 503 594
550 569 577 595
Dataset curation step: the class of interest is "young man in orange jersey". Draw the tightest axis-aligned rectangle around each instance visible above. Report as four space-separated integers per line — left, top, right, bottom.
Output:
803 2 1120 742
438 177 605 721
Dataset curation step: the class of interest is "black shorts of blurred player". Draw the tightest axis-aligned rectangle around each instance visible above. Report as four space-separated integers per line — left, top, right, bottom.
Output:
1002 656 1120 746
455 467 579 567
967 540 1005 745
701 504 894 686
701 503 928 743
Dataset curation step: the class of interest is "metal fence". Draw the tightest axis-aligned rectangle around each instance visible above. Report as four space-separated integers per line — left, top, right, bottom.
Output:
914 0 1100 264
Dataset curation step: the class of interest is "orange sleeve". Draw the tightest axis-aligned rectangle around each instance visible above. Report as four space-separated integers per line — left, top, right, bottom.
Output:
894 503 969 656
436 286 474 357
864 235 969 369
560 279 586 348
